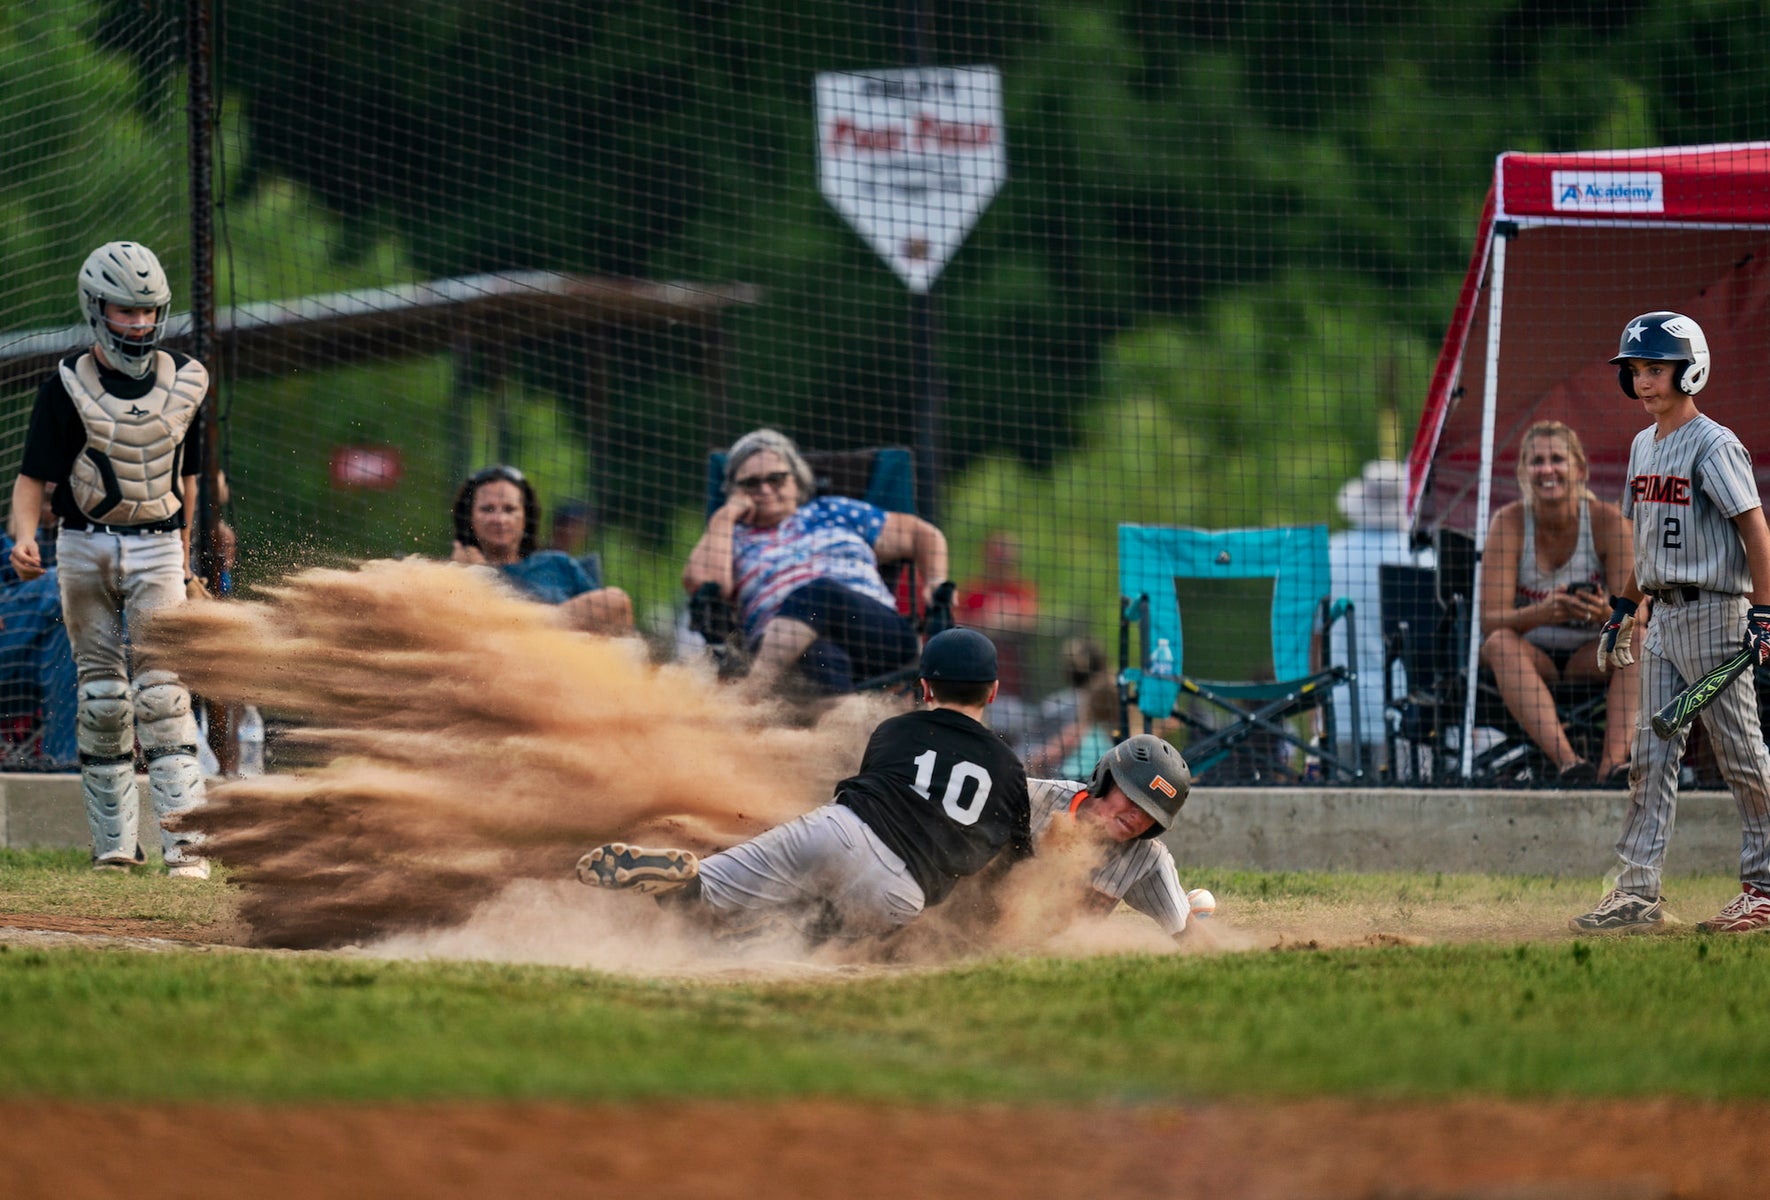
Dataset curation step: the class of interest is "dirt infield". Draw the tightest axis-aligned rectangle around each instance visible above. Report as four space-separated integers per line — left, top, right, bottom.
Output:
5 1095 1764 1199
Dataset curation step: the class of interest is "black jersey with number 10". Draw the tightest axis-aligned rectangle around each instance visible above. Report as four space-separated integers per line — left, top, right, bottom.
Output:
835 708 1032 907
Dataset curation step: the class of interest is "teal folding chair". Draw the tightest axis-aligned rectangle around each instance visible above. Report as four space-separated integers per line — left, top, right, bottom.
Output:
1117 523 1363 784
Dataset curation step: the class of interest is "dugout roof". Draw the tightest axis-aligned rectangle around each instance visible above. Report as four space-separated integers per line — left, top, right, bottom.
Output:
1409 142 1770 536
0 270 761 396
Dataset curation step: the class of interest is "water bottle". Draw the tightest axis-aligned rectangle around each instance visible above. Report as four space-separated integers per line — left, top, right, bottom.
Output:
1147 637 1175 680
236 704 265 777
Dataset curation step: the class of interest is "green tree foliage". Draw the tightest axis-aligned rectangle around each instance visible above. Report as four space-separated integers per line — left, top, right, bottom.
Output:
0 2 185 331
42 0 1770 603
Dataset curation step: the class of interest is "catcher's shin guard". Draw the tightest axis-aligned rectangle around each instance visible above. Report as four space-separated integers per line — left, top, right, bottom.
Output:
83 760 143 867
145 748 208 877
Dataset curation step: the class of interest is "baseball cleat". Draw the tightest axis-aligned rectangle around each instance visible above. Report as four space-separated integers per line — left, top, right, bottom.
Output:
91 847 145 873
1697 883 1770 933
1568 888 1665 933
168 858 212 881
576 843 699 895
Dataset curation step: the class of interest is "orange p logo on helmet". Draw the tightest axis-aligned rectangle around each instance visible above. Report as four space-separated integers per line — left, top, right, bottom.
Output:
1150 775 1177 798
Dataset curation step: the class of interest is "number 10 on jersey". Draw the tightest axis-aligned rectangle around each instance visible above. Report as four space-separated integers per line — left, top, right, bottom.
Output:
912 749 994 825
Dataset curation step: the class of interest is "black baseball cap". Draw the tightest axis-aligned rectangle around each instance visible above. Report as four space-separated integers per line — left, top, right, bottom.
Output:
919 628 998 683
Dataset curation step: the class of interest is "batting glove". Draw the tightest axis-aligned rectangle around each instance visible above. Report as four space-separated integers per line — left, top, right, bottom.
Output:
1746 605 1770 666
1596 595 1639 672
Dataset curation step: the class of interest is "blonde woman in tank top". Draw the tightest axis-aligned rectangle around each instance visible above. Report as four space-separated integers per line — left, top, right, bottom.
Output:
1479 421 1638 786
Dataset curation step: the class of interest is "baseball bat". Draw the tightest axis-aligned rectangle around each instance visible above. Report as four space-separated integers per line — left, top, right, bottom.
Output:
1651 646 1755 739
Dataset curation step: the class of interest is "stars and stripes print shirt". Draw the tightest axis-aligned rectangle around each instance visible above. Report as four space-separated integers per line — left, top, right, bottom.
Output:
731 496 898 636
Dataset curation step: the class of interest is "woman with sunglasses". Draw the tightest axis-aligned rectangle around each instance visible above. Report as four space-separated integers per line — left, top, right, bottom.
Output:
684 428 948 693
450 466 632 634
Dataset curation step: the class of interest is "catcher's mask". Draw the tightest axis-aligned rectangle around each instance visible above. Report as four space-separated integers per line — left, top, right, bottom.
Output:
1087 734 1190 839
78 241 171 381
1610 311 1710 398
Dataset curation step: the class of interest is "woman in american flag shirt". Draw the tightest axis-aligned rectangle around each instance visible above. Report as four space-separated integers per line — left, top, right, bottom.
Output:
684 428 948 694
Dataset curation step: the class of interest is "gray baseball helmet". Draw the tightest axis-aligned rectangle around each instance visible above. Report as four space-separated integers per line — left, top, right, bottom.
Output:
1088 734 1191 839
1609 311 1709 398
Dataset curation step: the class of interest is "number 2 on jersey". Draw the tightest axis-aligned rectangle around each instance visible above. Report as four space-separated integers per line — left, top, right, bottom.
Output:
911 748 994 825
1662 515 1681 550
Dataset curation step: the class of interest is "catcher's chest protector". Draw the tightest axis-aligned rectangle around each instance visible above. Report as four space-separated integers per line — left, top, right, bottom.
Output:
61 350 207 523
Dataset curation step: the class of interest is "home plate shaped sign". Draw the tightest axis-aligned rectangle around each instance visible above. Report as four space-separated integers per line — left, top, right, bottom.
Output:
817 66 1005 293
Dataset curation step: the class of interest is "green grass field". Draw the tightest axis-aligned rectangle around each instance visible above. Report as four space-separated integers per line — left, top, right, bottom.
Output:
3 850 1766 1105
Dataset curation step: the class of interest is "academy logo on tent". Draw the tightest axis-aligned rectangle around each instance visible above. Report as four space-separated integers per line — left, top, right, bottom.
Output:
1551 171 1663 213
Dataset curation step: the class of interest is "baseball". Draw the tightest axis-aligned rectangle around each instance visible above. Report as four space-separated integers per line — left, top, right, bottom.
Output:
1187 888 1216 919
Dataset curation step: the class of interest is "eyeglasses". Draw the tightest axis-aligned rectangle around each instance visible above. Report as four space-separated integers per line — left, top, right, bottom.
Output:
468 465 525 486
733 470 792 493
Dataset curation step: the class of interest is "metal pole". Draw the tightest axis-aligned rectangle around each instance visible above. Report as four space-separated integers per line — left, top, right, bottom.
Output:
186 0 232 771
911 292 941 522
906 0 941 524
187 0 218 574
1460 224 1511 780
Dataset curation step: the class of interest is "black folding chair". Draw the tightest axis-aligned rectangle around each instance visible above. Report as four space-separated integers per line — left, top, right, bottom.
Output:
1396 534 1607 785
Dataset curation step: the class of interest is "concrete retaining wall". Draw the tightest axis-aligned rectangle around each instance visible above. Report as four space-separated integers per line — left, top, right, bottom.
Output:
0 773 150 853
1161 786 1746 877
1 772 1751 878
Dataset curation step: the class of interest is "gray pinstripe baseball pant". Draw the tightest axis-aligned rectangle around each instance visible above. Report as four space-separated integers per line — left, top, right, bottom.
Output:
1616 592 1770 897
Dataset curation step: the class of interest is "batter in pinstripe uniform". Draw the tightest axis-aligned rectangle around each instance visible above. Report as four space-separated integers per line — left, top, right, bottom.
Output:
1572 311 1770 934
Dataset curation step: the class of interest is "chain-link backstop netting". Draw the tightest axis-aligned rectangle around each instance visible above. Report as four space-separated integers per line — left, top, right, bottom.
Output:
5 1 1770 784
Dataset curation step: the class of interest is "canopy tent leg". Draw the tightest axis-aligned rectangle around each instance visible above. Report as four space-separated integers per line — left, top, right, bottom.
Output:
1461 224 1513 781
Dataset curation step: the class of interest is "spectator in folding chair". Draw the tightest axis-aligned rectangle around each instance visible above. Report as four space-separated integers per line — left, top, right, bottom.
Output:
683 428 949 695
450 465 633 634
1029 670 1116 777
0 484 75 767
1478 420 1637 787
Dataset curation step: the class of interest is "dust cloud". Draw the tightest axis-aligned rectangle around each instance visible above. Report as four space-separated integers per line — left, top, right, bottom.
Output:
149 558 1194 970
151 559 889 950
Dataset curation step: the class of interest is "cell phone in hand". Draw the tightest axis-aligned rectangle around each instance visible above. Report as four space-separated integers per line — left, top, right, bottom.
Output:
1567 582 1599 596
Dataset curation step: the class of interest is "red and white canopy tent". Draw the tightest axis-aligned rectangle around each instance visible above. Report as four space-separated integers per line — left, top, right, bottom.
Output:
1406 143 1770 778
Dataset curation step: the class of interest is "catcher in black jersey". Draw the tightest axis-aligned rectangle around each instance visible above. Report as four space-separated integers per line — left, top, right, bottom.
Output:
577 627 1032 942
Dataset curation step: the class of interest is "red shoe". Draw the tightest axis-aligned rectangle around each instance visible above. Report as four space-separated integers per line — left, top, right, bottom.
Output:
1697 883 1770 933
